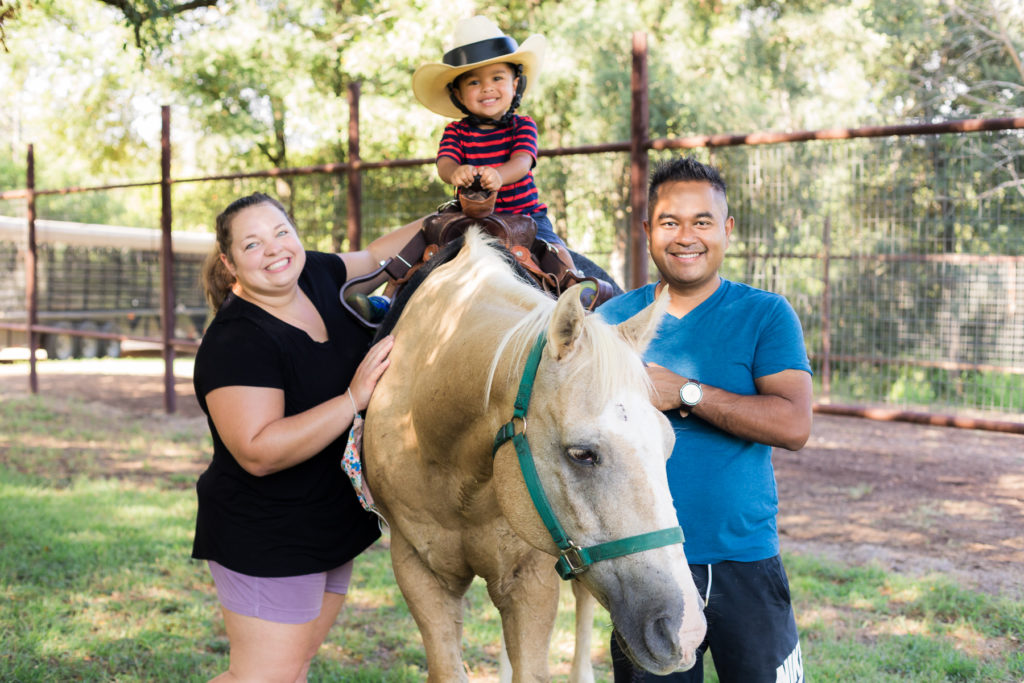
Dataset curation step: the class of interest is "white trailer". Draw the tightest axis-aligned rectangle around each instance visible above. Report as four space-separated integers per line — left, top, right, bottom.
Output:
0 216 214 359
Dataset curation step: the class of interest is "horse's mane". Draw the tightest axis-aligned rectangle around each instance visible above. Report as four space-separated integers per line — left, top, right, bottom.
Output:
485 297 652 409
372 228 649 406
456 232 651 407
370 237 461 343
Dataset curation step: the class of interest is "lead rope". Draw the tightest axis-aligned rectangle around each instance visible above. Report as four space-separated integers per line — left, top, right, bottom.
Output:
705 564 713 608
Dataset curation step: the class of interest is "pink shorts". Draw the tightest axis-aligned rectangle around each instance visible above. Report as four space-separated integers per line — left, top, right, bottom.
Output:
207 560 354 625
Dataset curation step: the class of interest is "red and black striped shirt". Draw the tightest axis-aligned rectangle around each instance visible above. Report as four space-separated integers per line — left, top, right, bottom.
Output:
437 114 546 215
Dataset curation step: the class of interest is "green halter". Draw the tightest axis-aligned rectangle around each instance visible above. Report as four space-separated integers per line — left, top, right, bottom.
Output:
493 332 685 580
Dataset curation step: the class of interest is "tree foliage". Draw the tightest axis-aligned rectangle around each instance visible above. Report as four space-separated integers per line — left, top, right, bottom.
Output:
97 0 221 50
0 1 15 51
1 0 1021 222
863 0 1023 120
0 0 221 52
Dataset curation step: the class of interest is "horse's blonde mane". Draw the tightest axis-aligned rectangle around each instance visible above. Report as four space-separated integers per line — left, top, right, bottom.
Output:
458 230 651 406
458 229 551 309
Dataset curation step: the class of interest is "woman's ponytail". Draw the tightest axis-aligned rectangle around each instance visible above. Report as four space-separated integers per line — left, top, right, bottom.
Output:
200 249 235 313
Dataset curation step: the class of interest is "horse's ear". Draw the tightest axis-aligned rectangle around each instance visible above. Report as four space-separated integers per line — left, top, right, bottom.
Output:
547 283 588 361
616 287 669 354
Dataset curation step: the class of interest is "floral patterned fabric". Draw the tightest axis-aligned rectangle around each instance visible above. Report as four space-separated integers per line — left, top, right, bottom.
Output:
341 413 386 525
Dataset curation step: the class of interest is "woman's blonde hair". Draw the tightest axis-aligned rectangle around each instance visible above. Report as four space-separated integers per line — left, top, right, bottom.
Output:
200 192 292 312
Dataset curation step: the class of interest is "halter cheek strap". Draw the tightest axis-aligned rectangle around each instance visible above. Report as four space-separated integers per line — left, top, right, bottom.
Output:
492 332 686 580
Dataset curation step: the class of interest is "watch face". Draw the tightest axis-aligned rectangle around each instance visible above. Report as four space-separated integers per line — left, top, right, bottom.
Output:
681 382 702 406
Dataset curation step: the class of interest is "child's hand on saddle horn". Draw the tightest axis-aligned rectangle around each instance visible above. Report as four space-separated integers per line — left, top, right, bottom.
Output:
452 165 502 193
450 164 481 189
474 166 503 192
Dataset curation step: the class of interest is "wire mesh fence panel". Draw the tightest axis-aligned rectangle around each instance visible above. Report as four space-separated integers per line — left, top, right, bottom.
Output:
360 165 446 245
4 125 1022 420
698 134 1024 419
535 152 633 283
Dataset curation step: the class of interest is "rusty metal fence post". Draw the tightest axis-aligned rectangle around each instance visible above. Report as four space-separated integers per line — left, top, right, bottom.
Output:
25 144 38 394
347 82 362 251
629 32 650 291
160 105 177 414
821 215 832 401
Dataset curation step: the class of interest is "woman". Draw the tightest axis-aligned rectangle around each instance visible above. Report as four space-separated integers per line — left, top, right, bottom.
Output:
192 192 419 682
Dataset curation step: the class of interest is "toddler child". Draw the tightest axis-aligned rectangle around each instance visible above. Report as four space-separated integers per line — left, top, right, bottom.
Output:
412 15 566 249
348 16 570 325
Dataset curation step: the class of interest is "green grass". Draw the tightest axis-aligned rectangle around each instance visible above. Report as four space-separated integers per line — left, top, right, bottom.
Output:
789 555 1024 682
2 393 1022 681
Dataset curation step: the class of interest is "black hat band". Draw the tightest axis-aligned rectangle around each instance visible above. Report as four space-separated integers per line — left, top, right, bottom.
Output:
443 36 519 67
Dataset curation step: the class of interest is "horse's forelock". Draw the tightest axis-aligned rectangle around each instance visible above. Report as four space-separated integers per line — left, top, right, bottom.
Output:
571 314 652 403
446 230 649 405
485 288 650 407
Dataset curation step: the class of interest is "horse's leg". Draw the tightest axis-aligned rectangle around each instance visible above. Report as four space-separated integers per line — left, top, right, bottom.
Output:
569 580 596 683
389 528 472 682
497 633 512 683
487 551 560 682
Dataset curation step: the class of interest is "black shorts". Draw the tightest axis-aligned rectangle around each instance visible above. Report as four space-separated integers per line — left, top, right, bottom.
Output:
611 555 804 683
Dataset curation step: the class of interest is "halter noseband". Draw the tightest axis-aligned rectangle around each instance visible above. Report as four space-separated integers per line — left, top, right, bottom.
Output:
492 332 686 580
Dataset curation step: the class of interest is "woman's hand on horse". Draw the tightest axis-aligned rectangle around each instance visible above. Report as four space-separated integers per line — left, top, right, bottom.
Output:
349 335 394 412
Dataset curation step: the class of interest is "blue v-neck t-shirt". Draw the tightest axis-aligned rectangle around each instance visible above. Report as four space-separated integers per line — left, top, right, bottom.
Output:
598 279 811 564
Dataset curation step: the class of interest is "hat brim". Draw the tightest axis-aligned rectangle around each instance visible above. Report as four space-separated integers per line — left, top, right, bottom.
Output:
412 34 546 119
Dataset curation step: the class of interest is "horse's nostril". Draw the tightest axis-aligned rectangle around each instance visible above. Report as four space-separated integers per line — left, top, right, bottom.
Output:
643 614 683 663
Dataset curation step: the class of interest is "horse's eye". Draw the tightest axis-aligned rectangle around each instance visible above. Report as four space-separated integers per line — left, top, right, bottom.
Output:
565 447 599 466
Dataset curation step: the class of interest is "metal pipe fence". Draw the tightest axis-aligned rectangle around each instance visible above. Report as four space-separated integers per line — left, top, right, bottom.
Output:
1 34 1022 431
677 139 1024 430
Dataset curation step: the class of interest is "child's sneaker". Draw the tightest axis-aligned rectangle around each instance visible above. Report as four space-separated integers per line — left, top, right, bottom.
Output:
345 293 391 324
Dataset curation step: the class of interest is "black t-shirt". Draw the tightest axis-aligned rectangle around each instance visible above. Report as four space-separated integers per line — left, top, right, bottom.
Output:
191 251 381 577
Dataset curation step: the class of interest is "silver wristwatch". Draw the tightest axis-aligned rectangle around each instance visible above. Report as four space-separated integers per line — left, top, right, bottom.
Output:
679 380 703 414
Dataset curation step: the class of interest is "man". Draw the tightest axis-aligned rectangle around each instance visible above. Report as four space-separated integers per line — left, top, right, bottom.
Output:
599 156 812 683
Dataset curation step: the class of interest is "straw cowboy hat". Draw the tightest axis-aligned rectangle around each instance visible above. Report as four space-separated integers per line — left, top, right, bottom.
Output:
412 16 547 119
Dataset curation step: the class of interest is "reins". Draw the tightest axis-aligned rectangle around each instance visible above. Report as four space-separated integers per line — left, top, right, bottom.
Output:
492 332 686 580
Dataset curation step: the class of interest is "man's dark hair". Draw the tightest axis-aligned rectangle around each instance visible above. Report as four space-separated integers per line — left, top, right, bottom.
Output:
648 156 728 211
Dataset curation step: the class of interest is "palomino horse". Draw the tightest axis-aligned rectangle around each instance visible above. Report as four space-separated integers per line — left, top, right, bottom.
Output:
363 230 706 680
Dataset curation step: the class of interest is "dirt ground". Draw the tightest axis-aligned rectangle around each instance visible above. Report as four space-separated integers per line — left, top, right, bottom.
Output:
3 361 1022 600
775 413 1024 600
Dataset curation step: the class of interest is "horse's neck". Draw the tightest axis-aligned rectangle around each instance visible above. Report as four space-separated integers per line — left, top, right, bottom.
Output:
448 298 526 409
409 282 532 460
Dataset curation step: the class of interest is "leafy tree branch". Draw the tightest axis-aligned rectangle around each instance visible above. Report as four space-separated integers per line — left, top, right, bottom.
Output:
0 0 16 52
96 0 220 49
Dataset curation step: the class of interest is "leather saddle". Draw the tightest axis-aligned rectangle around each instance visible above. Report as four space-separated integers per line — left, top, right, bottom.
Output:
341 178 616 329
